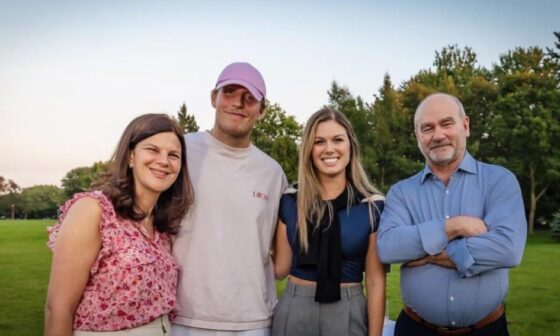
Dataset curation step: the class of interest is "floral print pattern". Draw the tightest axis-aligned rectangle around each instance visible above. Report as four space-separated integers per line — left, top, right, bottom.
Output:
47 191 178 331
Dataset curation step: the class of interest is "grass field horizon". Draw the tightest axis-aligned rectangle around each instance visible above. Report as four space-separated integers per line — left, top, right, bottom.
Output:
1 220 559 335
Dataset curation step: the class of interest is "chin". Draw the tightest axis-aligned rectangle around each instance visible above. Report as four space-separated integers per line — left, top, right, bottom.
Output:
150 181 174 193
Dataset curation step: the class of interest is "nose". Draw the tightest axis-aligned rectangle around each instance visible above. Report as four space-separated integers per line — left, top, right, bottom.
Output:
325 141 335 153
231 91 245 108
432 127 445 141
156 153 170 166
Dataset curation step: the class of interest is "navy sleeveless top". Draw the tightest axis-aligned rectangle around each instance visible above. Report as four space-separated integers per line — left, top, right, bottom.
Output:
278 192 384 283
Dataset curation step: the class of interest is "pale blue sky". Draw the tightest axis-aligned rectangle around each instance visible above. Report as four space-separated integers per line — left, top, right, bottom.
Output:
1 0 558 187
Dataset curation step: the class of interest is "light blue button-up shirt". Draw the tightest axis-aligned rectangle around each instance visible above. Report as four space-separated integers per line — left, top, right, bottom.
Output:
377 153 526 327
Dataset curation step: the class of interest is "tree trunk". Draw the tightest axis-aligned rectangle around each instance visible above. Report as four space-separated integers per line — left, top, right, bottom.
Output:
529 165 536 235
528 164 548 235
529 191 536 235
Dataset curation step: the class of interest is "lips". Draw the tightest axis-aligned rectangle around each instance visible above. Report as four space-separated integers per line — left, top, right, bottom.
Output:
149 168 170 179
226 111 246 118
430 143 452 150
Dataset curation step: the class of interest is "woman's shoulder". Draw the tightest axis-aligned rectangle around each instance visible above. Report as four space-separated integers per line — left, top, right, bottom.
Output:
361 193 385 203
47 191 117 249
279 188 297 225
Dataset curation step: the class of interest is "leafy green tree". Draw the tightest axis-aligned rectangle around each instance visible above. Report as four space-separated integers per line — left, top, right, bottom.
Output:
175 103 199 133
251 102 301 184
61 161 109 197
17 185 65 219
490 46 560 233
0 176 20 195
400 45 497 159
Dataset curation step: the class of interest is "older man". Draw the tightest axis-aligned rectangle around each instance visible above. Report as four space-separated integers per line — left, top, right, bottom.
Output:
377 93 526 335
172 62 287 336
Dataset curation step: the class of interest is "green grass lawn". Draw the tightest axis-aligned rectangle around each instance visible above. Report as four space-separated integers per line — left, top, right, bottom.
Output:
1 220 559 335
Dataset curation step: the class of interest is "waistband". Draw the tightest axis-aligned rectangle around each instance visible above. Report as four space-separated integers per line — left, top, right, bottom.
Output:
73 315 170 335
403 304 505 336
285 279 363 299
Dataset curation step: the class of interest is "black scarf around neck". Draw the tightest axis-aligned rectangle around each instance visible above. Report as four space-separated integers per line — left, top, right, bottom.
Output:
297 184 363 303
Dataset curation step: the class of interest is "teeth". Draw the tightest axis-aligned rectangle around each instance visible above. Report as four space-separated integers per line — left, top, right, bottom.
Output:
323 158 338 164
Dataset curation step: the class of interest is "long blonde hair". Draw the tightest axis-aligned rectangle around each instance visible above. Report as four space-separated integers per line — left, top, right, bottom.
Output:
296 108 383 252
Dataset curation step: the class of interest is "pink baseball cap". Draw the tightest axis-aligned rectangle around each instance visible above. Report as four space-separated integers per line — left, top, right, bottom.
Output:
215 62 266 101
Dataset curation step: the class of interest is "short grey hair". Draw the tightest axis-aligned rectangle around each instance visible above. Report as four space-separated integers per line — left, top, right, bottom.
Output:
414 93 466 130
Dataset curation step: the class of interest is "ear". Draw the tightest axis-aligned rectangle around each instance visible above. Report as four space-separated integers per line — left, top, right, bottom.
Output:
128 152 134 168
414 128 421 142
211 90 217 109
463 116 471 138
256 102 266 120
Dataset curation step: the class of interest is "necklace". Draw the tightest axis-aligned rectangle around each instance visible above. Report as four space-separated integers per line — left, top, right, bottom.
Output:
140 213 154 240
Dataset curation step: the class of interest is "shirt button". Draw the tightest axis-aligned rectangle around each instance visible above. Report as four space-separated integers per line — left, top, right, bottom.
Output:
450 296 454 301
445 215 450 219
451 321 456 326
446 190 449 194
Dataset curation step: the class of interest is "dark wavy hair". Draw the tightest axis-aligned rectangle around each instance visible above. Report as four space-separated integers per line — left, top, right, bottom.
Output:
93 113 193 234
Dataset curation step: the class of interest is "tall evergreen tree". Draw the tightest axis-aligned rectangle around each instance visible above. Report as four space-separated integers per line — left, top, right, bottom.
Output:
370 74 422 191
176 103 199 133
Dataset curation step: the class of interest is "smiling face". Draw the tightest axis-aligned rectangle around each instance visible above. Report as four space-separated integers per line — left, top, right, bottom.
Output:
129 131 182 199
211 84 263 148
415 95 470 170
311 120 351 182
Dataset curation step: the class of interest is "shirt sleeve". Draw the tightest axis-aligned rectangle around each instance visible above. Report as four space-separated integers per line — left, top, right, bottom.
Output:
377 183 448 264
446 170 527 277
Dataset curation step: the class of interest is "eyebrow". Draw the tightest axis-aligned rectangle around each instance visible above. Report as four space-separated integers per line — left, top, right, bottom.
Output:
314 133 347 139
420 116 455 127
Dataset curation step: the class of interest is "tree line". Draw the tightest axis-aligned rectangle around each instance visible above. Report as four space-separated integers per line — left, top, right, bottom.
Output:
1 33 559 235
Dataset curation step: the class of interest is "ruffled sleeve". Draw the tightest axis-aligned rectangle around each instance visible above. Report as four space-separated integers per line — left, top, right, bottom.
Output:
46 191 117 273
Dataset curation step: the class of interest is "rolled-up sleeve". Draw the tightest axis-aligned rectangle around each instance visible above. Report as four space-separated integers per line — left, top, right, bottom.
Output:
377 184 448 264
446 170 527 277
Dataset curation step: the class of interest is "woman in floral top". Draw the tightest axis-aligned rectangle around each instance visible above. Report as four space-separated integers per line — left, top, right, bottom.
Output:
45 114 193 335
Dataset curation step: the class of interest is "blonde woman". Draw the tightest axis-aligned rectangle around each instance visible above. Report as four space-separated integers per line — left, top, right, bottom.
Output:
272 108 386 336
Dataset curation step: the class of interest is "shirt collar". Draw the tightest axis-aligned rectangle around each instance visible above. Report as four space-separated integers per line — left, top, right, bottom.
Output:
420 152 477 184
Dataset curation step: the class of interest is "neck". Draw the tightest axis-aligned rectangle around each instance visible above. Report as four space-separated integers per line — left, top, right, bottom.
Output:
429 161 460 185
210 128 251 148
134 191 158 217
319 174 347 200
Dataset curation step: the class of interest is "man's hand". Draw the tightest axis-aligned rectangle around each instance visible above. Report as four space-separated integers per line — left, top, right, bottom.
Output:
445 216 487 240
404 251 456 269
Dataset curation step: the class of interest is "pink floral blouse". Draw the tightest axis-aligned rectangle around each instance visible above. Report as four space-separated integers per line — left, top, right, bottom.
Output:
47 191 178 331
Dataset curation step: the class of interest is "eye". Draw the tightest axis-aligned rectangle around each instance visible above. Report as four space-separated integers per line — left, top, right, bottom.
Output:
222 86 235 95
421 126 433 133
169 152 181 160
243 93 257 105
314 139 325 145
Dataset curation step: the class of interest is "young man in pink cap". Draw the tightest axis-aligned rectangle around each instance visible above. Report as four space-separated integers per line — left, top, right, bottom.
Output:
172 62 288 336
